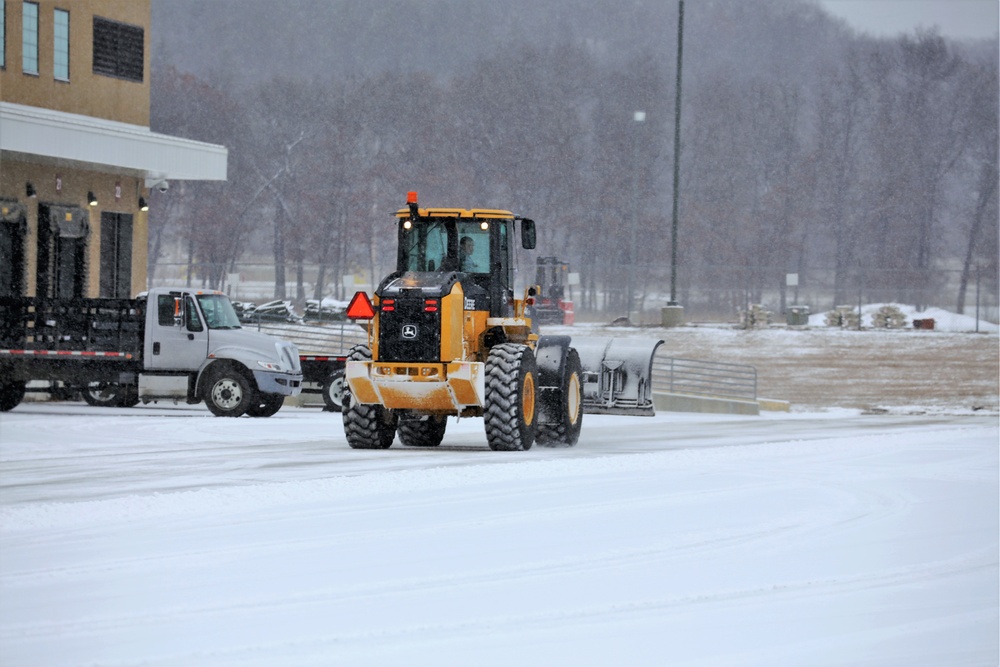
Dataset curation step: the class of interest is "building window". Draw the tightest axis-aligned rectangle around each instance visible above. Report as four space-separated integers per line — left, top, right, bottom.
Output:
22 1 37 75
53 8 68 80
92 16 143 82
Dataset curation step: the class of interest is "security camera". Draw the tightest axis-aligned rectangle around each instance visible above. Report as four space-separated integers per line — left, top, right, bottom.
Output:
156 180 170 193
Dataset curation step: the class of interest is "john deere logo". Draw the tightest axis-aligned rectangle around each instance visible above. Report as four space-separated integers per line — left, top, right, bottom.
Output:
402 324 418 339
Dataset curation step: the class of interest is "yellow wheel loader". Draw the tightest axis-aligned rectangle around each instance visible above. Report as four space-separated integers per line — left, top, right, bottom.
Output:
343 192 662 451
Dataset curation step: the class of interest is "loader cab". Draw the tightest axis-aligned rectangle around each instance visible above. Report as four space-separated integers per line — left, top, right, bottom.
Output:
395 195 535 318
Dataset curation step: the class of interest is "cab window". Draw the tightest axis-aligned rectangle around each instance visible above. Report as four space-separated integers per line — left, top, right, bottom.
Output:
157 295 176 326
457 222 490 273
186 296 204 332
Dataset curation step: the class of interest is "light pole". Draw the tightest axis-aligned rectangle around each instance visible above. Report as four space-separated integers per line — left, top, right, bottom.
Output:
660 0 686 328
628 110 645 323
669 0 684 307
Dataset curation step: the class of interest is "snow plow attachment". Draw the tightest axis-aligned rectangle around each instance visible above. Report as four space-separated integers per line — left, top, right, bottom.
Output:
571 337 664 416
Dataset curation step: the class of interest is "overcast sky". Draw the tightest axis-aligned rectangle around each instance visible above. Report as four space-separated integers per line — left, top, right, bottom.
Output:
817 0 999 39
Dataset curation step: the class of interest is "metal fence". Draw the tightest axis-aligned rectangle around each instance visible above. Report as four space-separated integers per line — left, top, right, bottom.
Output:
651 356 758 402
251 320 368 356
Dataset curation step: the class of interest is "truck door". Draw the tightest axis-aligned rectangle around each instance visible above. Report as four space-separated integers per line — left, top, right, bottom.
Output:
145 293 210 371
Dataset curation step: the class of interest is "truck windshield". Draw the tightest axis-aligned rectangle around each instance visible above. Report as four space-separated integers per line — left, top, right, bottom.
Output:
196 294 242 330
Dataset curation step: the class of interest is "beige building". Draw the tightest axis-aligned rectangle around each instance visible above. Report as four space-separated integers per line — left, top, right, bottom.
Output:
0 0 226 298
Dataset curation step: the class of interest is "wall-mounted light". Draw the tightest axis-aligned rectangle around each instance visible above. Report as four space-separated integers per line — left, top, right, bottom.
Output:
87 191 98 206
26 182 37 198
139 197 149 212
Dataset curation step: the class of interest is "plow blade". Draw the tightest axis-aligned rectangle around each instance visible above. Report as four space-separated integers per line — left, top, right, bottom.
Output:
571 337 664 416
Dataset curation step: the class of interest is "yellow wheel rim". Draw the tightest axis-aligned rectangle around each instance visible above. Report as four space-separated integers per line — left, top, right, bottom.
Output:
522 371 535 426
567 372 581 424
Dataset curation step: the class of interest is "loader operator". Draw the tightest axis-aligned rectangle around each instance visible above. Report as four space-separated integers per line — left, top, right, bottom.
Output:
460 236 485 273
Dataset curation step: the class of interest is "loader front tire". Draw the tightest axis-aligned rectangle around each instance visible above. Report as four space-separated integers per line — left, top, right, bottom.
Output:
343 345 397 449
536 348 583 447
398 415 447 447
484 343 537 451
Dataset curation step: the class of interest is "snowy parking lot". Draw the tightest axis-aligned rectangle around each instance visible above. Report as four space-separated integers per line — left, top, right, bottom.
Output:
1 401 996 666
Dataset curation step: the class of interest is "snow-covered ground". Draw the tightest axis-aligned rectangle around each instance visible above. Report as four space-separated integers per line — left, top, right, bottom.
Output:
1 402 996 666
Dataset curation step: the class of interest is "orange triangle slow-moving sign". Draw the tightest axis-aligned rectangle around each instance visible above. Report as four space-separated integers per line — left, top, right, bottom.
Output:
345 291 376 320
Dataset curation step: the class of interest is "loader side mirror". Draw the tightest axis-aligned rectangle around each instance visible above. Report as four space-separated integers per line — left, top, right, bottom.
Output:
520 218 536 250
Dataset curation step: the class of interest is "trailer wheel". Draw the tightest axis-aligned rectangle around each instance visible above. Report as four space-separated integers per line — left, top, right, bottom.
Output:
484 343 537 451
0 380 26 412
321 370 345 412
81 381 126 407
536 348 583 447
247 393 284 417
203 366 253 417
343 345 397 449
398 415 447 447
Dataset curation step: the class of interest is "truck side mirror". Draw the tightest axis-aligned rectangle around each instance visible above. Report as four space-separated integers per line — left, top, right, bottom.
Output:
172 297 184 327
521 218 536 249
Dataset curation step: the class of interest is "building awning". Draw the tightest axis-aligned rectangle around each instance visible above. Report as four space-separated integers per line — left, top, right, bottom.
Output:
0 102 227 185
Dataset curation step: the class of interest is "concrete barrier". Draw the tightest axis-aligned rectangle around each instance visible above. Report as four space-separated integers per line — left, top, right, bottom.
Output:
757 397 791 412
654 391 760 416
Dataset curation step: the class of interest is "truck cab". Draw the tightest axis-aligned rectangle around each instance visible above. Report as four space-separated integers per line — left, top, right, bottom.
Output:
139 288 303 416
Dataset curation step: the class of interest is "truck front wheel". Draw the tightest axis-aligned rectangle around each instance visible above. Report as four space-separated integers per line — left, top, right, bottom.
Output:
0 380 26 412
203 366 253 417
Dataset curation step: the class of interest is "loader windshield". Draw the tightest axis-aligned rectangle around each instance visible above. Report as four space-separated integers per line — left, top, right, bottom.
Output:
400 219 450 272
398 217 495 274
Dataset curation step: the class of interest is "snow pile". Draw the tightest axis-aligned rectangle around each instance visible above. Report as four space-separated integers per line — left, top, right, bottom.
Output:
809 303 998 332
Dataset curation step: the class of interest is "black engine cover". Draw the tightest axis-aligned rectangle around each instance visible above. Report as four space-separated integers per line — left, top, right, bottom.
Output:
377 272 455 363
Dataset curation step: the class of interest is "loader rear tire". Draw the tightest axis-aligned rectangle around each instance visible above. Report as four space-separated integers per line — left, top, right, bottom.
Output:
398 415 447 447
536 348 583 447
484 343 537 451
342 345 397 449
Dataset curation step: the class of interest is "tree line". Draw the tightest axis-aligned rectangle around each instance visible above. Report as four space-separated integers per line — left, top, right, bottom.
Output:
148 0 998 317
